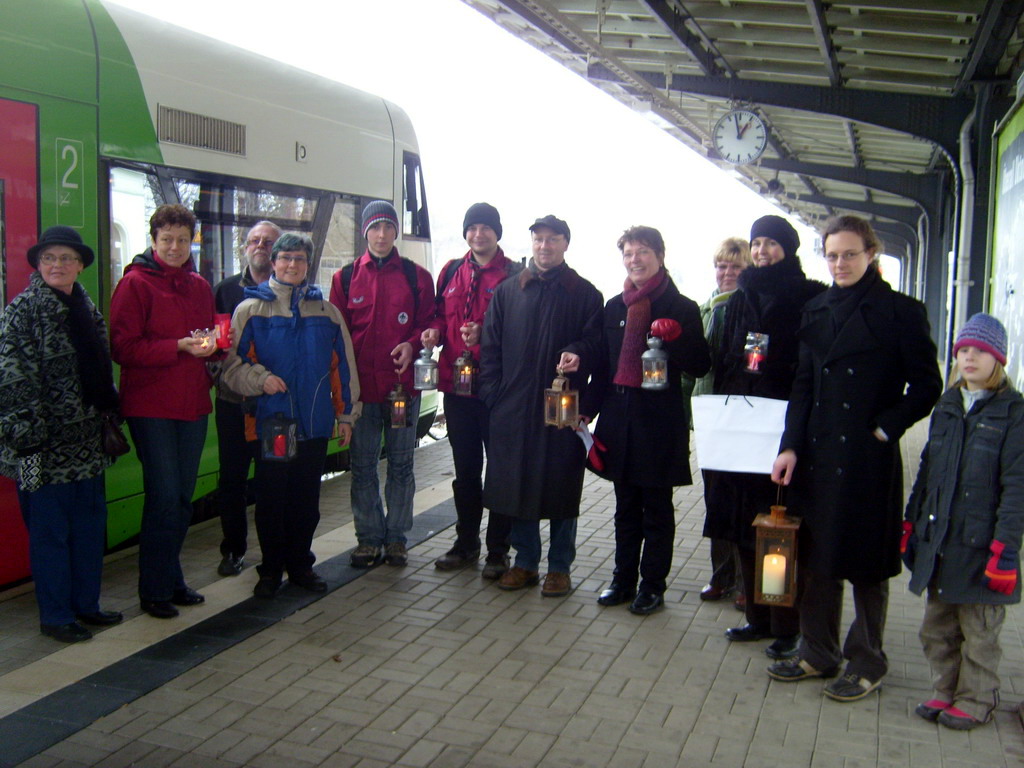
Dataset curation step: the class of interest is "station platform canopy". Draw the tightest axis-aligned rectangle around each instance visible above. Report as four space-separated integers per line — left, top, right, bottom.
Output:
461 0 1024 350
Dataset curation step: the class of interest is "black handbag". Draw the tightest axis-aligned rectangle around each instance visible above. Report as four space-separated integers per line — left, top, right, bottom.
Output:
101 413 131 457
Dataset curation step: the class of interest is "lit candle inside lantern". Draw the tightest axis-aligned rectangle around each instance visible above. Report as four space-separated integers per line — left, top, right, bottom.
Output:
761 553 786 595
746 348 763 370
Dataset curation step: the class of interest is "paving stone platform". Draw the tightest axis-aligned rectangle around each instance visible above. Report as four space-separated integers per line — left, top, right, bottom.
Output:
1 424 1022 767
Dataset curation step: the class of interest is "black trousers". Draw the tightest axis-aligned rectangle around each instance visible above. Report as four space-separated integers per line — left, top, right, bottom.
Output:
215 398 258 558
612 482 675 595
798 570 890 681
739 546 800 637
444 393 510 556
254 438 327 578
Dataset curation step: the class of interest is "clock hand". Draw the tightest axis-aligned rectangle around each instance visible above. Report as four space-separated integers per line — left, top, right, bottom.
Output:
734 112 742 139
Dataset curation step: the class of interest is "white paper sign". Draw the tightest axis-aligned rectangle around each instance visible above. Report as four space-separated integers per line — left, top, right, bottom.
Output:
691 395 788 474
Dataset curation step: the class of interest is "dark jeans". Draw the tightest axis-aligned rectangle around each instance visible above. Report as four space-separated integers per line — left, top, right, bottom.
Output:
215 398 257 558
511 517 577 573
708 538 739 593
611 482 675 595
19 476 107 626
128 416 208 602
444 393 510 556
739 546 800 637
799 570 890 681
254 438 327 578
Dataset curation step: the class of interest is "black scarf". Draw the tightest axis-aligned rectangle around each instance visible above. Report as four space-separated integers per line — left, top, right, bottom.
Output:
824 264 880 339
51 283 119 412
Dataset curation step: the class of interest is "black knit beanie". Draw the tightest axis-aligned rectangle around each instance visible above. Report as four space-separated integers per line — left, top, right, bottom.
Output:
750 215 800 260
463 203 502 240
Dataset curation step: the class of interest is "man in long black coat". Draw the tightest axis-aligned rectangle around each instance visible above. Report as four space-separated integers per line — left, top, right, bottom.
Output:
479 215 603 598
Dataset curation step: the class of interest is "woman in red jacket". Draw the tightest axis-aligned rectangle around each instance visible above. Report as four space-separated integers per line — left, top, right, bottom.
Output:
110 204 218 619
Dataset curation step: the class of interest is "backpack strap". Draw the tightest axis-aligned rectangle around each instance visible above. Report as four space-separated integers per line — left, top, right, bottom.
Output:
340 256 419 318
340 262 355 301
401 257 420 319
434 259 462 306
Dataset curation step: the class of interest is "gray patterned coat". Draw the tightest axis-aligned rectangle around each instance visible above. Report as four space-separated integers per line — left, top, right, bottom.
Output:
0 272 114 486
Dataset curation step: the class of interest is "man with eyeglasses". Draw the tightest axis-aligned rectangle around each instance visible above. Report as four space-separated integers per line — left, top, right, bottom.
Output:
211 220 282 576
478 215 603 597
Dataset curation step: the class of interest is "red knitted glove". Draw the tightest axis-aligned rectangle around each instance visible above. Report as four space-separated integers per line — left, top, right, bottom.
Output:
984 540 1018 595
900 520 917 570
900 521 913 554
650 318 681 342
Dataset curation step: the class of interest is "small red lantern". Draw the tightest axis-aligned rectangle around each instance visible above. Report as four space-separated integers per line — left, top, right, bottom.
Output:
745 332 769 373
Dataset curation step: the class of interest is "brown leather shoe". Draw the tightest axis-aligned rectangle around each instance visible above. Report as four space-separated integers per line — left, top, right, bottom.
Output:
700 584 726 601
541 572 572 597
497 566 539 591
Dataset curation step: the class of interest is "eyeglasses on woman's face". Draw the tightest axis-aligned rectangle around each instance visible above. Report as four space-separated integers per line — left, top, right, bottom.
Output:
823 250 865 263
39 253 81 265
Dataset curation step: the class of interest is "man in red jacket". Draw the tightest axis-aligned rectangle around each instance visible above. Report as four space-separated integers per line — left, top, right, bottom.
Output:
422 203 522 578
330 201 434 568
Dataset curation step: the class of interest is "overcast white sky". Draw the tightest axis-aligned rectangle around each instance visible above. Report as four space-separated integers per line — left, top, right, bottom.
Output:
110 0 841 300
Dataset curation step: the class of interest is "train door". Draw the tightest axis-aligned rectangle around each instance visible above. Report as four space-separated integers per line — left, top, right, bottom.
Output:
0 97 39 585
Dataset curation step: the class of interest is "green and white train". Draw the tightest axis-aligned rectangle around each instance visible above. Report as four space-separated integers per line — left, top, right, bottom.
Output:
0 0 434 587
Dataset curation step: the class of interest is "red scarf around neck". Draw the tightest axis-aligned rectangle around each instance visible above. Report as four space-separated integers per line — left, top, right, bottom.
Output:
614 268 668 387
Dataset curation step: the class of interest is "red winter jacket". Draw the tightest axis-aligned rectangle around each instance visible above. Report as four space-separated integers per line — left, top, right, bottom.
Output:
329 249 434 403
428 248 522 393
110 249 217 420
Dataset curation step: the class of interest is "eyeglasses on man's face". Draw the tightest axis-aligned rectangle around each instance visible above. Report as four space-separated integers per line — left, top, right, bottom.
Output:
247 237 276 247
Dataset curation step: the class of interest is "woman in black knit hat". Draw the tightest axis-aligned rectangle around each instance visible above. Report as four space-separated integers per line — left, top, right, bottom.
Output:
703 214 825 660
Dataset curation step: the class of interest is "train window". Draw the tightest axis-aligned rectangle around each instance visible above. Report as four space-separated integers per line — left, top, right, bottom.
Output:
108 166 163 290
402 151 430 240
317 198 357 292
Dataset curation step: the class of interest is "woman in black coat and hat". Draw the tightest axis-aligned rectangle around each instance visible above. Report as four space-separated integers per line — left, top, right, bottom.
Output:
582 226 710 615
704 215 825 659
0 227 123 642
767 215 941 702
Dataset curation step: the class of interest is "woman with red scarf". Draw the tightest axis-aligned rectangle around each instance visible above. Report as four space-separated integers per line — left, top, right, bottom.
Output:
581 226 710 615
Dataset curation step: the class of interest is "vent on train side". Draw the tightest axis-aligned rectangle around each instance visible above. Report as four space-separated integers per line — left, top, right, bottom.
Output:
157 105 246 156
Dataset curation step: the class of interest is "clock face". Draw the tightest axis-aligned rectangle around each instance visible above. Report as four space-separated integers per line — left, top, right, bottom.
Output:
713 109 768 164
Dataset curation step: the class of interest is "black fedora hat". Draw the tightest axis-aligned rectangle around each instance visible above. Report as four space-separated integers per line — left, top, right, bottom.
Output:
27 226 95 269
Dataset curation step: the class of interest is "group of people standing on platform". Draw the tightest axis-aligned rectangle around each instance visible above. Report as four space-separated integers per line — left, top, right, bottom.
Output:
0 200 1020 733
685 214 1021 730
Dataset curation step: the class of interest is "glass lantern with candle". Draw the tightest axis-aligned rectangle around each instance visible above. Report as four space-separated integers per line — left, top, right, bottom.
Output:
744 332 769 373
753 504 800 607
640 336 669 390
191 327 216 352
544 368 578 428
388 382 410 428
452 350 479 397
413 347 438 390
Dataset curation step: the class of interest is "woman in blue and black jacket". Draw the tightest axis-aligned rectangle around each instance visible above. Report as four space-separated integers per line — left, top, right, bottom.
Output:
222 233 360 599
